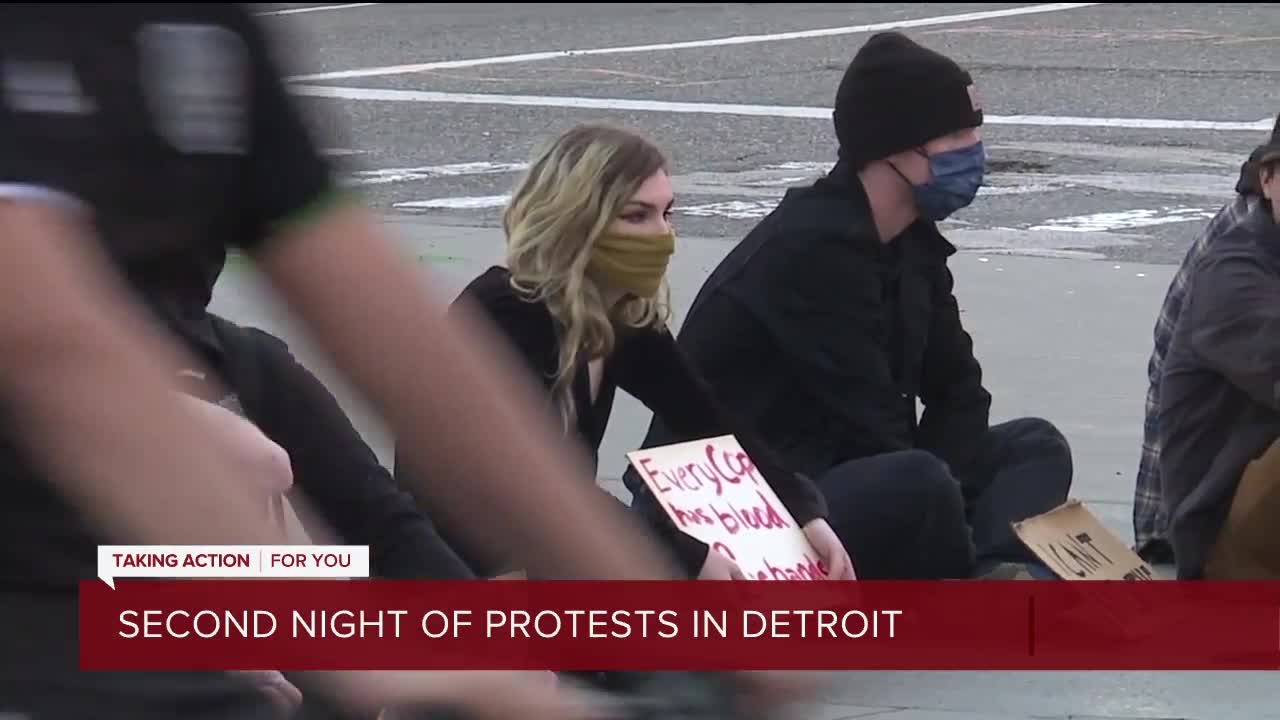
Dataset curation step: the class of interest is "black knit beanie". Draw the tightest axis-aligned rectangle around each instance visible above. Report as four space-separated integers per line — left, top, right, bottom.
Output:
833 32 984 168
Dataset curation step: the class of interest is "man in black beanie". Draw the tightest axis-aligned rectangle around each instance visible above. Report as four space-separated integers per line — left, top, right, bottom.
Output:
629 32 1073 580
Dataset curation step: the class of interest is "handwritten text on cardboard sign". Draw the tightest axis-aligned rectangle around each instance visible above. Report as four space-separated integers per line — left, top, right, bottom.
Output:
628 435 822 581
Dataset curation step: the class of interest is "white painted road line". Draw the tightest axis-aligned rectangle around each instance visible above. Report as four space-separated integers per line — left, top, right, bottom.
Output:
292 85 1274 133
1029 207 1220 233
387 186 1096 221
293 85 823 118
348 161 530 186
287 3 1100 81
395 195 510 210
257 3 381 17
678 200 780 220
390 193 1226 234
980 183 1067 197
990 114 1273 132
389 191 1075 221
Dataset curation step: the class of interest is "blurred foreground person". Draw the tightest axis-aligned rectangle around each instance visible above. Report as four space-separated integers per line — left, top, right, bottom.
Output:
0 4 683 719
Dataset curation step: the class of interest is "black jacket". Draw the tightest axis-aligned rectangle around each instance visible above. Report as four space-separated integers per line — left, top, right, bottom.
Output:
639 161 992 480
1158 197 1280 579
207 315 475 580
422 266 829 576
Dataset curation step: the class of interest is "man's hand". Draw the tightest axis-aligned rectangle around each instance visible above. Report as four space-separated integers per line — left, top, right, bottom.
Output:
803 519 856 580
697 549 745 581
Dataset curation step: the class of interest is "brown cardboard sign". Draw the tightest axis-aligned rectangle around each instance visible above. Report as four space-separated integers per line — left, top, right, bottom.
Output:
1012 499 1157 581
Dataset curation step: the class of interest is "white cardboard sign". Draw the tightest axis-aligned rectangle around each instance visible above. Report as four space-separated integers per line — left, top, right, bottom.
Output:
627 435 823 580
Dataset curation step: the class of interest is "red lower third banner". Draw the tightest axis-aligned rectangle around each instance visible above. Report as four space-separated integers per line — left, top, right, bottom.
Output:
78 580 1280 671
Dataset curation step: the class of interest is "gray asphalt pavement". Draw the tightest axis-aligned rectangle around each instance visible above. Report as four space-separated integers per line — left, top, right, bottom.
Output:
264 2 1277 265
213 220 1244 720
224 3 1278 718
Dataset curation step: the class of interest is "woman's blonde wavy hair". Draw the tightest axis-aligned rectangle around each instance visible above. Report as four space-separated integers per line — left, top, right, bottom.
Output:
504 123 674 427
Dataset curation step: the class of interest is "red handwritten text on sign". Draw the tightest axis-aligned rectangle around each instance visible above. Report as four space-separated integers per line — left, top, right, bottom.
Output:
629 436 821 581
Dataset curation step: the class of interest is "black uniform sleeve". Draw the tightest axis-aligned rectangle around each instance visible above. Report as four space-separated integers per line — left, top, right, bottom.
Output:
614 326 829 527
915 263 993 473
0 72 81 210
246 329 476 580
236 16 343 250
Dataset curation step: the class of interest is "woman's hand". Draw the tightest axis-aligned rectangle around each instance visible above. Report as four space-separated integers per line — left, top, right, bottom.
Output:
803 519 856 580
697 548 746 581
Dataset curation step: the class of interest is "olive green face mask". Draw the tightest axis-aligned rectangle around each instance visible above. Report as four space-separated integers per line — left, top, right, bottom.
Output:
586 229 676 298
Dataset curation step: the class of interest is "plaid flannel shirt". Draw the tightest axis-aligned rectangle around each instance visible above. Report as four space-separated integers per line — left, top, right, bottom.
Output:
1133 193 1258 558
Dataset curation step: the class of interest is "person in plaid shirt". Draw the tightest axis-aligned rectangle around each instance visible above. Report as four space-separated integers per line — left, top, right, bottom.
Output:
1133 121 1276 564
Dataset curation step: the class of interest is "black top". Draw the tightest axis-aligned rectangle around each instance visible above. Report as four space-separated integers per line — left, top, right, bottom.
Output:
206 314 475 581
446 266 829 572
1158 198 1280 579
639 160 992 482
0 4 338 589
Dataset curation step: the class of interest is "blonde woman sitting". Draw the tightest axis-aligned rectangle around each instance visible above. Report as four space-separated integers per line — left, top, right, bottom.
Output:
396 124 853 582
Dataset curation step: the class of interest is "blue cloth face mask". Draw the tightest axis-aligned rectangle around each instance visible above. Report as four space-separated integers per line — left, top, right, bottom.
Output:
912 141 986 221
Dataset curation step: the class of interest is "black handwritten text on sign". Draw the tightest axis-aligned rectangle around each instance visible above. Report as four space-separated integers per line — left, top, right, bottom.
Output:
1035 532 1155 580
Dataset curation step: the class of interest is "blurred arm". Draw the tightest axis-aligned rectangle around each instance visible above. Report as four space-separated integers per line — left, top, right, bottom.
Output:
0 199 289 548
0 199 499 717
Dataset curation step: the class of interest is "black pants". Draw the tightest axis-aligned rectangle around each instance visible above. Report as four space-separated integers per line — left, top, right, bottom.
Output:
0 592 287 720
955 417 1073 571
821 417 1073 579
